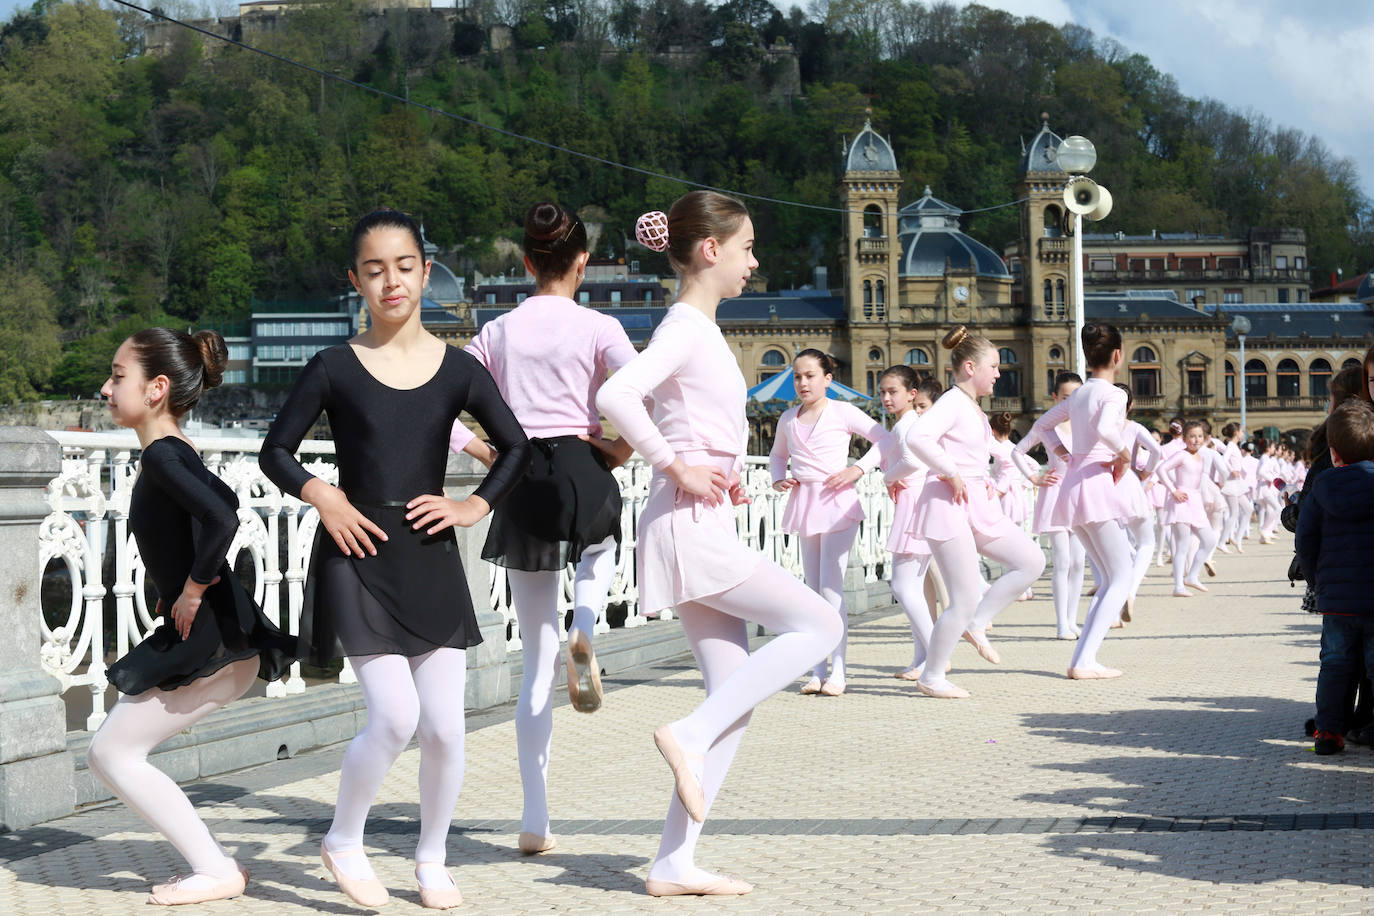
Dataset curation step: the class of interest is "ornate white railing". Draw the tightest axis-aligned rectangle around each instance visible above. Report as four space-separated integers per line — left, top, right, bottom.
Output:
38 431 894 730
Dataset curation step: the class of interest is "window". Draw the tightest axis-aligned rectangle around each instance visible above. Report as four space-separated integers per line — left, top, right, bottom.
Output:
1218 256 1243 269
1056 279 1065 315
1043 280 1054 317
1244 359 1268 398
994 347 1019 398
1310 358 1332 398
1276 358 1299 397
866 371 876 395
223 369 247 385
1223 289 1243 304
1187 367 1206 396
255 320 349 337
1275 255 1288 269
485 293 497 304
1043 205 1062 238
1277 288 1289 303
516 292 527 304
609 290 622 304
1048 346 1064 363
1178 257 1204 271
1225 361 1236 399
228 343 250 361
1130 346 1160 397
1344 358 1362 370
1298 289 1308 302
1185 288 1205 303
1089 258 1114 271
644 289 654 302
868 348 884 364
863 205 883 238
1295 257 1306 270
760 349 787 368
875 280 885 318
577 290 590 304
863 280 873 319
905 348 930 366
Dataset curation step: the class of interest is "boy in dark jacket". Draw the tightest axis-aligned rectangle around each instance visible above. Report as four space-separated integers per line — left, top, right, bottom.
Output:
1296 398 1374 755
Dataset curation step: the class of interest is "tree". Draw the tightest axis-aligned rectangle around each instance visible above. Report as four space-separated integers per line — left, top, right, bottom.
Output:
0 267 61 402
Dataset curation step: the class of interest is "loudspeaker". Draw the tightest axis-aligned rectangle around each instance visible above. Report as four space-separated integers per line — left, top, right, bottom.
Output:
1087 186 1113 222
1063 176 1100 215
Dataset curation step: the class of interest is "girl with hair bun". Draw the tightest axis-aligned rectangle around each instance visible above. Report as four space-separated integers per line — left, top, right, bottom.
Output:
447 202 637 856
1157 420 1228 596
770 347 886 696
1254 436 1282 543
1012 371 1085 639
1022 322 1137 678
598 191 842 896
261 208 531 909
87 327 297 905
888 326 1046 698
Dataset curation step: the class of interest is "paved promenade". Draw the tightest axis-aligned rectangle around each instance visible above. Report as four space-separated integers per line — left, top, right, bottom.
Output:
3 534 1371 913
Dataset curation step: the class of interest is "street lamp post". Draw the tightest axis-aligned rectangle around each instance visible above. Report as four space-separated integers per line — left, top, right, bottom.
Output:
1232 315 1251 439
1055 136 1112 377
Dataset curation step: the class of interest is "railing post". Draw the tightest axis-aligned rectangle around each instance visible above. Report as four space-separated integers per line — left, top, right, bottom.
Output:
0 428 74 829
444 451 511 710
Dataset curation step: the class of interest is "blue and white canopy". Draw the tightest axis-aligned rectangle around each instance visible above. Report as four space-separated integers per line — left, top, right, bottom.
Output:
746 369 872 404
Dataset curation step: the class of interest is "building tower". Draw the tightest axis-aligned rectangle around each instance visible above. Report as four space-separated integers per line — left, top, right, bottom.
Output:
840 116 901 385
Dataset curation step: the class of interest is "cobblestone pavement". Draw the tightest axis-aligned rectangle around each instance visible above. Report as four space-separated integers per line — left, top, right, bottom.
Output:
4 533 1371 913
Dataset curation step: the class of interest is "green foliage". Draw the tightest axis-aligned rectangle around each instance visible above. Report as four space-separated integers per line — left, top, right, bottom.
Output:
1 0 1371 403
0 266 61 401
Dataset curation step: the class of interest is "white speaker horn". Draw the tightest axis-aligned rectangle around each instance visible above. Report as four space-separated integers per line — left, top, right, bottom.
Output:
1087 186 1113 222
1063 176 1100 216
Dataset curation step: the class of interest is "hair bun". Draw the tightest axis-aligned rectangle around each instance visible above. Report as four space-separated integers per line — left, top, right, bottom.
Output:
193 329 228 390
941 325 968 350
635 211 670 252
525 202 566 242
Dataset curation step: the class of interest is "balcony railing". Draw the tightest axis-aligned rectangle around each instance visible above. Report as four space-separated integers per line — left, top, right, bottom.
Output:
38 432 895 731
857 237 889 256
1133 395 1166 409
1223 396 1326 411
989 397 1024 412
1181 394 1213 408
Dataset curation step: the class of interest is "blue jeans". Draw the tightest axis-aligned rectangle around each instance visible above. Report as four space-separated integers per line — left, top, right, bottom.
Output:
1316 615 1374 734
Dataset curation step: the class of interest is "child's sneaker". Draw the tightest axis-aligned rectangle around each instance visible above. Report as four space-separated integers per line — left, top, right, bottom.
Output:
1314 730 1345 755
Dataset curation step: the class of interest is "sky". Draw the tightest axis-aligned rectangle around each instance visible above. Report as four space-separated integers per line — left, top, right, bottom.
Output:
3 0 1371 194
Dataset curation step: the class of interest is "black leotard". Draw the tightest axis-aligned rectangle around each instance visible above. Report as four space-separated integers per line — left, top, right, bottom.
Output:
259 343 530 664
106 437 296 695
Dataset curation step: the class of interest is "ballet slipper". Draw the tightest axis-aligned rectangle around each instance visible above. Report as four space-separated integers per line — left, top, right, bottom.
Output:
645 874 753 897
1067 666 1123 680
1110 618 1124 629
1185 580 1208 592
799 676 822 695
1216 544 1231 554
916 680 970 699
151 864 249 899
1056 630 1079 640
653 725 706 823
1204 560 1217 577
894 666 923 680
566 627 603 713
146 870 247 906
962 630 1000 665
321 842 389 908
819 680 845 696
518 832 557 855
1121 598 1133 623
415 864 463 910
1172 589 1192 597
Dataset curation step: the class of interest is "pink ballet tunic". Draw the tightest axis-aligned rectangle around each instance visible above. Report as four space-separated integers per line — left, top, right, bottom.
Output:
989 437 1028 525
1118 419 1162 521
879 411 929 556
596 303 760 612
1014 421 1072 534
892 387 1019 542
1034 378 1131 529
1220 441 1248 496
1157 447 1227 528
770 401 884 537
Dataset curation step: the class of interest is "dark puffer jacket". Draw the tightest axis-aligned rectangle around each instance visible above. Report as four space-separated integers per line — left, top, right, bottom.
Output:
1296 460 1374 616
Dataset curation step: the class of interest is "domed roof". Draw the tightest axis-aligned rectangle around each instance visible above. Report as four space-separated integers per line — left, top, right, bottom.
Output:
844 118 898 173
1356 270 1374 304
1021 114 1065 176
424 259 462 304
896 187 1009 279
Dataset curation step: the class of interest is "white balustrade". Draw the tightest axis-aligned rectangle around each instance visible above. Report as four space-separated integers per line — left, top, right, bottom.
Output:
37 431 895 730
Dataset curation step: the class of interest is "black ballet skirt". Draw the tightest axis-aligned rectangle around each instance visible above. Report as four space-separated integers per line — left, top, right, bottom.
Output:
482 436 622 571
106 438 297 696
260 344 530 667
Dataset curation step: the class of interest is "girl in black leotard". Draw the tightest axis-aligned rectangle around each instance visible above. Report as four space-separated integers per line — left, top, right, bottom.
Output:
86 327 296 906
260 209 529 910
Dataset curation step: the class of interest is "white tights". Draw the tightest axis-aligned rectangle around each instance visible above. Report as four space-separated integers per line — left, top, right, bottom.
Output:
1153 511 1170 565
1258 491 1281 537
1047 530 1086 636
890 553 934 669
1125 515 1154 602
917 528 1045 691
87 658 258 888
1206 501 1227 562
1071 520 1134 671
799 524 859 684
506 536 618 837
1171 522 1218 591
325 648 468 876
651 559 841 883
1234 495 1255 541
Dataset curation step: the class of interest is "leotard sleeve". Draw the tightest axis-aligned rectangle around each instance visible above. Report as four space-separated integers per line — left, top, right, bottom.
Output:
844 403 887 473
595 323 696 470
141 441 238 586
260 354 332 499
769 409 794 483
458 354 531 507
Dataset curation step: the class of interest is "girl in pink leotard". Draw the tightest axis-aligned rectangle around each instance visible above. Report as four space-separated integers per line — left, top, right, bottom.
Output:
1157 420 1228 596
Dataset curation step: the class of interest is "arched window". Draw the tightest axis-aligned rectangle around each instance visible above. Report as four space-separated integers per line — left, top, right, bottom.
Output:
1048 346 1064 363
1277 358 1300 397
865 371 876 395
760 349 787 368
1131 346 1160 397
1343 357 1361 370
1245 358 1268 398
875 279 885 319
1055 279 1066 316
1043 280 1054 317
905 348 930 366
868 347 884 364
863 280 873 319
1225 361 1236 400
1310 358 1333 398
863 205 883 238
1043 205 1062 238
994 347 1020 398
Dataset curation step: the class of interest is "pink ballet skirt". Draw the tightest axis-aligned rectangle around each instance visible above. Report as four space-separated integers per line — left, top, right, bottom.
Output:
913 476 1020 542
636 450 762 614
886 483 930 556
997 483 1028 525
1201 477 1223 513
1031 481 1068 534
1051 457 1133 529
1116 469 1150 521
1160 487 1209 528
1146 477 1167 510
781 479 865 537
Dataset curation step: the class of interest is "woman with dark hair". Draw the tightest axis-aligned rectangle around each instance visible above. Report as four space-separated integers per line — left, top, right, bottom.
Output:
448 202 637 854
260 208 530 909
770 348 886 696
87 328 296 905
